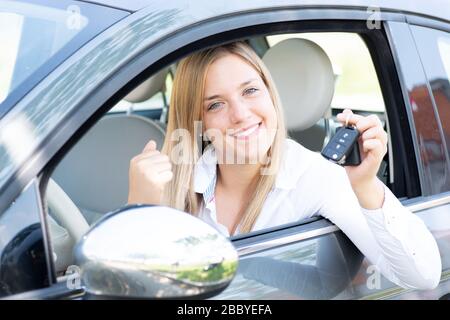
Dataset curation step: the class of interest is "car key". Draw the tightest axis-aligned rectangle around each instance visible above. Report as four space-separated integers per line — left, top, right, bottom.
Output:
321 126 361 166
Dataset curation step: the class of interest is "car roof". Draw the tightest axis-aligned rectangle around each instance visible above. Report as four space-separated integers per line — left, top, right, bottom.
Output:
78 0 152 12
80 0 450 23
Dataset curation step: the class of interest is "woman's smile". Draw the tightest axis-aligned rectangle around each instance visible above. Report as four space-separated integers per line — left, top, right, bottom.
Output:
229 121 263 140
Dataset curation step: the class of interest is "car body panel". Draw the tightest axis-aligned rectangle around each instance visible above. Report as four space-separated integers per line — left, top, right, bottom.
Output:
79 0 450 23
217 200 450 300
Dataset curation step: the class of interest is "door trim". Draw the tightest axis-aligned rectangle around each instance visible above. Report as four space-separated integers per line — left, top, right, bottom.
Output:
235 192 450 256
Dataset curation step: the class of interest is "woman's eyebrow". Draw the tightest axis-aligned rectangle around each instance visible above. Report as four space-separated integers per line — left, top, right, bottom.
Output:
204 78 258 101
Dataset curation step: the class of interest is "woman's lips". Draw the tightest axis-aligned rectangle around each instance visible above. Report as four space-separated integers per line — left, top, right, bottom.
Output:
230 122 262 140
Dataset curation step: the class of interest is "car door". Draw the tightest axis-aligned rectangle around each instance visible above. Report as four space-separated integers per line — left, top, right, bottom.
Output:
0 180 50 298
0 0 128 299
390 18 450 299
382 20 450 299
214 18 450 300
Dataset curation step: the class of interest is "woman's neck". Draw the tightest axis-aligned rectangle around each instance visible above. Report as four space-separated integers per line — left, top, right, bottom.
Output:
217 163 261 193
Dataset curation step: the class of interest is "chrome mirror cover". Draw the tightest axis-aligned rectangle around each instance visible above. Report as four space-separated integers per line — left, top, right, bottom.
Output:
74 205 238 299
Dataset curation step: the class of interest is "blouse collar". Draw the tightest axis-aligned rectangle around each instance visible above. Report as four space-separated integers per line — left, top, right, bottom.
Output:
193 139 314 196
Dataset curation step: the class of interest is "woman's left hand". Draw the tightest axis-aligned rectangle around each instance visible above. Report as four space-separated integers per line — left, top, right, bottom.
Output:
336 109 387 208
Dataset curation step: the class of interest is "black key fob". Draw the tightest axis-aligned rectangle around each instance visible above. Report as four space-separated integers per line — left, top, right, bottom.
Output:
321 126 361 166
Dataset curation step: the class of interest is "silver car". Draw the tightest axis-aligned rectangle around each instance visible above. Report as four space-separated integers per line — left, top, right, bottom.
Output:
0 0 449 300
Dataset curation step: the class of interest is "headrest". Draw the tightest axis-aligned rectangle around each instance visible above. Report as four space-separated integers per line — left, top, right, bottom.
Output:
262 38 335 130
124 67 169 103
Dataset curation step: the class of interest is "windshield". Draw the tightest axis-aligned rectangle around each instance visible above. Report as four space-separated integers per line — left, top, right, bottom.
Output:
0 0 128 118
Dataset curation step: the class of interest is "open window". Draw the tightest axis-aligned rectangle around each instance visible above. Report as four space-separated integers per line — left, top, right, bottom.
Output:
42 20 417 281
264 32 388 182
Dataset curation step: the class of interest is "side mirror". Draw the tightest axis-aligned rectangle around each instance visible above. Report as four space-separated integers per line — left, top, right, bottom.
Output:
74 205 238 299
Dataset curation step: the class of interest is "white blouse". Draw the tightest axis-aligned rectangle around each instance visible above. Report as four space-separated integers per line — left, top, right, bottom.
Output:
193 138 442 290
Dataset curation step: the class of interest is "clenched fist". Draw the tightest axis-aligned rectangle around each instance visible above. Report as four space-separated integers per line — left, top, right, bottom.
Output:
127 140 173 205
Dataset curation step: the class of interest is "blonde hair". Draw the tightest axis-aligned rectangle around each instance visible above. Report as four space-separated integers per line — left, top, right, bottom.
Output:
161 41 287 234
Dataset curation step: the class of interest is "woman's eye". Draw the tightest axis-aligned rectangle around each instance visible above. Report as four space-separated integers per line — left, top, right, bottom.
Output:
244 87 259 95
208 102 222 111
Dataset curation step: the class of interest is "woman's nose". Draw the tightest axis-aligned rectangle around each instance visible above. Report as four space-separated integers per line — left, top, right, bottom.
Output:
229 100 251 124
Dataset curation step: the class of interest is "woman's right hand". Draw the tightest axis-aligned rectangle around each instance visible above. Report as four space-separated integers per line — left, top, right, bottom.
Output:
127 140 173 205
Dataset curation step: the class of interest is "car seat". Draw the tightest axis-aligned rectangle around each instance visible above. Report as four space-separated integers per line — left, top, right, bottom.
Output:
262 38 337 151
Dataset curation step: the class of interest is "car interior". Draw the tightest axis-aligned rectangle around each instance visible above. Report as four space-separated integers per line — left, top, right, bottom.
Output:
45 32 390 276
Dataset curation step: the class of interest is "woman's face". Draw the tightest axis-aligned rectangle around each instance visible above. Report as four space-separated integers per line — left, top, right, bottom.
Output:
202 53 277 164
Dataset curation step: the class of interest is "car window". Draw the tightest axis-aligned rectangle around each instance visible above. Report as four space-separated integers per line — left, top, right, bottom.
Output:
0 5 84 104
386 21 450 195
109 92 166 113
43 30 400 281
0 1 128 199
0 0 128 119
108 71 173 115
265 32 389 186
438 37 450 79
410 26 450 171
0 181 49 297
267 33 385 113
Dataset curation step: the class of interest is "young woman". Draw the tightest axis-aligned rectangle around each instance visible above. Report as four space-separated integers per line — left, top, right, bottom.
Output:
127 41 441 290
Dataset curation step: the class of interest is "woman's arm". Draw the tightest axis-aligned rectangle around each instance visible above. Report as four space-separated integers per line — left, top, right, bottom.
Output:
335 109 388 209
317 159 441 290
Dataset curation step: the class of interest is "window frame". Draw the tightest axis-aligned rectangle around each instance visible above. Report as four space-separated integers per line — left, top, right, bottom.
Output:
42 14 418 284
41 18 421 230
0 7 410 216
44 17 417 289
